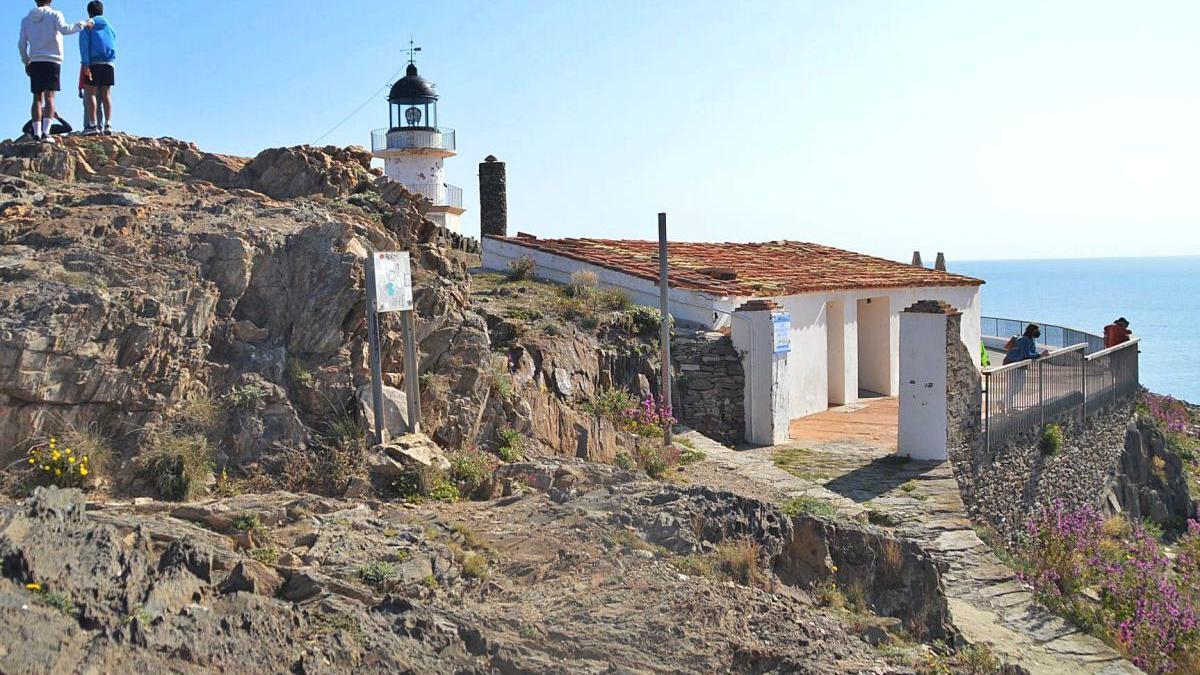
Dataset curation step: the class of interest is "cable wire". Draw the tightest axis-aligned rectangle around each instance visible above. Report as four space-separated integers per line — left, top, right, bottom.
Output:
313 66 406 145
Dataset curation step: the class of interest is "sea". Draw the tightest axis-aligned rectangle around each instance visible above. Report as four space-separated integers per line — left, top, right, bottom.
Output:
952 257 1200 403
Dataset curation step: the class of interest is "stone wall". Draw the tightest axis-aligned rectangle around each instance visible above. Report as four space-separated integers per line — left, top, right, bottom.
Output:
944 311 982 456
671 329 745 445
951 400 1193 541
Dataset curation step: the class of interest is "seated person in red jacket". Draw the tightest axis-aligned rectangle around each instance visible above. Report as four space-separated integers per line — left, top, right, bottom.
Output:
1103 318 1132 349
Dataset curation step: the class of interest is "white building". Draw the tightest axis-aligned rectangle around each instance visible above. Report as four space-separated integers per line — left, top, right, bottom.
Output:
482 234 984 444
370 60 465 234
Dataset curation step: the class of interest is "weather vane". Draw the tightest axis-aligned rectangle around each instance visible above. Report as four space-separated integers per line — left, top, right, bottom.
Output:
405 38 422 65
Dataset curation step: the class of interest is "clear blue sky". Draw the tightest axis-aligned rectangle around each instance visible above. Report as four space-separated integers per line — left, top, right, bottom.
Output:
6 1 1198 261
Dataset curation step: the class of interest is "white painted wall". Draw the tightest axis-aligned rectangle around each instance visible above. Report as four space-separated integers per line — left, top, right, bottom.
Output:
424 210 462 235
385 156 445 187
857 297 892 395
777 285 981 420
898 311 949 460
826 301 847 405
732 308 791 445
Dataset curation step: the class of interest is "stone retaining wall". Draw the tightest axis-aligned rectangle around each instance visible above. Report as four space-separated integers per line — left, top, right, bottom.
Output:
951 399 1193 541
671 330 745 445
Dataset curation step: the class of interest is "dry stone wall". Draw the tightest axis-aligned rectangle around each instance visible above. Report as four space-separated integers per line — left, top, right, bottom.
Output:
671 329 745 445
951 400 1193 541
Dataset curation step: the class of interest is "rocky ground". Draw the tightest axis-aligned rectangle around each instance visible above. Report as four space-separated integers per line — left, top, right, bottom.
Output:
0 462 970 674
0 134 1030 673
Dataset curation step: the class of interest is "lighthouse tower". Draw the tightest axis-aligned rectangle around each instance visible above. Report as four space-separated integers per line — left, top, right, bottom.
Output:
371 55 464 234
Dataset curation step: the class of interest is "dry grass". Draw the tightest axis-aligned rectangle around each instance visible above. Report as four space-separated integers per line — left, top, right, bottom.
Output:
138 431 215 501
715 538 764 587
880 538 905 584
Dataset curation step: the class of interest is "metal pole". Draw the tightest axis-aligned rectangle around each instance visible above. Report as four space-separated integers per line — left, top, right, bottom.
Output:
1038 360 1045 428
364 254 386 446
658 213 672 447
401 309 422 435
984 373 991 452
1081 356 1088 419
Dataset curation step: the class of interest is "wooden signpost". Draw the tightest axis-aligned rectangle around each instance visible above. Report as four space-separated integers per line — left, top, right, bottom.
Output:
364 251 421 445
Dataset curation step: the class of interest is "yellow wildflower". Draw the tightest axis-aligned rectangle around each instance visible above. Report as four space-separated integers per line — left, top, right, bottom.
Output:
51 450 60 460
42 465 49 471
79 467 89 476
28 458 35 464
54 469 62 476
25 583 40 591
65 447 73 454
69 458 76 464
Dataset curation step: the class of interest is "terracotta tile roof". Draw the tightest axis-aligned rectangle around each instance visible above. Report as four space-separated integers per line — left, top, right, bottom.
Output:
485 236 983 297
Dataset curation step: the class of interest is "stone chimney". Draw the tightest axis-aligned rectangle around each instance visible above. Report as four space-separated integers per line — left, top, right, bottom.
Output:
911 251 924 267
934 252 947 271
479 155 507 238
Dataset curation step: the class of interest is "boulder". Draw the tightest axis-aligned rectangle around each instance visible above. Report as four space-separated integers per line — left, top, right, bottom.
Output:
219 560 284 597
357 385 410 442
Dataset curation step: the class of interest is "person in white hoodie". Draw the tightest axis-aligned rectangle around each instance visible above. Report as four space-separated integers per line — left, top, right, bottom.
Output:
17 0 92 143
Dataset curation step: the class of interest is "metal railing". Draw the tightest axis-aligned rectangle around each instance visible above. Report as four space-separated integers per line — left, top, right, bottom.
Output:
982 339 1139 449
982 316 1106 354
370 127 457 153
404 183 463 208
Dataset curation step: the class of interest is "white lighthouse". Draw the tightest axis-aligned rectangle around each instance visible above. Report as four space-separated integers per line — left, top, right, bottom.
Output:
371 57 464 234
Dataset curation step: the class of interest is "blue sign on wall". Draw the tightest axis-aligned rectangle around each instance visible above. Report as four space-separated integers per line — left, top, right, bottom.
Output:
772 312 791 354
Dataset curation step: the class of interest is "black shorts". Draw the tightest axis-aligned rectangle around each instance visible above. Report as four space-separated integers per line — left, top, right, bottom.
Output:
27 61 60 94
88 64 115 88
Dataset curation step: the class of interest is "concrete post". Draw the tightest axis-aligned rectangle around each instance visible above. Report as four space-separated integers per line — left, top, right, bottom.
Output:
898 300 981 460
911 251 923 267
479 155 507 238
934 252 947 271
732 300 791 445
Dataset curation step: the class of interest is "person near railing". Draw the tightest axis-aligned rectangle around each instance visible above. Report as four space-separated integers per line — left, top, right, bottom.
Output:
1001 324 1050 411
1103 317 1132 349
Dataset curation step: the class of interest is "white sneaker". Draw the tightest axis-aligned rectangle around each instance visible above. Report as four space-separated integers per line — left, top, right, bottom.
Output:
102 123 112 135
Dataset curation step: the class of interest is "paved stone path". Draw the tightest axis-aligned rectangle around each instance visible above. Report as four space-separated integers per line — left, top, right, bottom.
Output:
681 431 1140 675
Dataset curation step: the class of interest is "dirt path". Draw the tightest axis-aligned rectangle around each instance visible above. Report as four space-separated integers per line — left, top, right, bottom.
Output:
679 430 1141 675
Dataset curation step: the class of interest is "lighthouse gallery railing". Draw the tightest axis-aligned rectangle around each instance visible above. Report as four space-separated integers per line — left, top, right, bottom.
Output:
371 127 457 153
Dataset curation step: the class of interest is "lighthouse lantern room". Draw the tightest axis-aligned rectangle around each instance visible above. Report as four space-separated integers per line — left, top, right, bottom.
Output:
371 52 464 234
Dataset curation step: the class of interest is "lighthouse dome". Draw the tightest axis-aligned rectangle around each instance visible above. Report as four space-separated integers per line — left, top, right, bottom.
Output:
388 64 438 103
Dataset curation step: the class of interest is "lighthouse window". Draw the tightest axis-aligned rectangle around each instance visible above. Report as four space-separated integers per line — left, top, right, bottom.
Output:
405 106 423 126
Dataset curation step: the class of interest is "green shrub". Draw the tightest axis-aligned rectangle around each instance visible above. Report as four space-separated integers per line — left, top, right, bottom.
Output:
32 587 76 617
285 358 316 387
506 255 536 281
1040 423 1065 455
618 305 672 336
614 452 637 471
251 547 280 565
356 560 397 588
221 383 270 410
232 513 262 532
489 355 514 400
496 428 525 463
781 495 838 519
458 550 489 580
448 449 496 497
428 478 460 503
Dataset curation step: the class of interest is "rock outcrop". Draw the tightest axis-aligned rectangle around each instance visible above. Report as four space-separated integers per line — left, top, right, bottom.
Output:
0 134 488 494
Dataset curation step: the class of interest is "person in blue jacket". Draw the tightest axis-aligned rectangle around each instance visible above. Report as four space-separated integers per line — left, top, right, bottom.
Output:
1001 324 1049 410
78 0 115 135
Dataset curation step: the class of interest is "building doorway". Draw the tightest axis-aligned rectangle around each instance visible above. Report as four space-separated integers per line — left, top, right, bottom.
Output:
827 300 848 405
857 297 891 396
